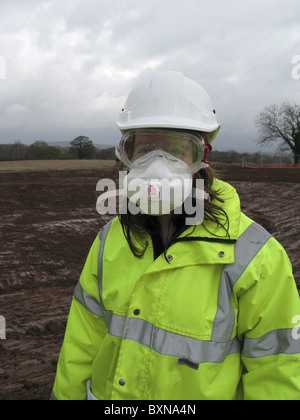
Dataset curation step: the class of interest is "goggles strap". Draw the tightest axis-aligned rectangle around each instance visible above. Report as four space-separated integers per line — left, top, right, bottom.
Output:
202 144 212 164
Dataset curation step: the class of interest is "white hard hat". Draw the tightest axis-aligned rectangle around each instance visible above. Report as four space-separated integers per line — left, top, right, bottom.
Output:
116 71 220 143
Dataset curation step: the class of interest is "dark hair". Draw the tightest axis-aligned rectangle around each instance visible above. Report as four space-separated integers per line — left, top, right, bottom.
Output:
119 166 229 259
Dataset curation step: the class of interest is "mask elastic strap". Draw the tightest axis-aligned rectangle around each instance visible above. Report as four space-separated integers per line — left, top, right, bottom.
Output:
202 144 213 165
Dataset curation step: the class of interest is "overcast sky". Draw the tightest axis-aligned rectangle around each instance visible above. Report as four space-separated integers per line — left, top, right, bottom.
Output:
0 0 299 152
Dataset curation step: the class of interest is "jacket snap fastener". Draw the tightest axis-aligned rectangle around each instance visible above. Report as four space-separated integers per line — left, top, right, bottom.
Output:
167 255 173 262
218 251 225 258
133 309 140 316
119 379 126 386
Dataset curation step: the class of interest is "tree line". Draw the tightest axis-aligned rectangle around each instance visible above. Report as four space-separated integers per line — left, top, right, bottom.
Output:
1 99 299 165
0 136 116 161
0 137 293 165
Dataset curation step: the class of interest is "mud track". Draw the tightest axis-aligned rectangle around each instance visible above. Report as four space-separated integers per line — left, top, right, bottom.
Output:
0 166 299 400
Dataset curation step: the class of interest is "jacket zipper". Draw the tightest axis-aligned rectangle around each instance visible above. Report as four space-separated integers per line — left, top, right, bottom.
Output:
173 237 237 245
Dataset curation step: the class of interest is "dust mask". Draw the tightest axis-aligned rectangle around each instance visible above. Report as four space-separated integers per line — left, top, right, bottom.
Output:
124 151 193 215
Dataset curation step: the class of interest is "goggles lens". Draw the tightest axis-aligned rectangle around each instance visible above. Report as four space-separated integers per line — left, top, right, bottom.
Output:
119 130 204 173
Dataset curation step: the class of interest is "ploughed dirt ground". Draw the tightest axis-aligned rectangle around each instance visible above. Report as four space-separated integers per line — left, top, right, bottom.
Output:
0 164 299 400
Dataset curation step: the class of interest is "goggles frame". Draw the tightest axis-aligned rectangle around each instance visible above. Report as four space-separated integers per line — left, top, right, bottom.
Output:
118 129 207 174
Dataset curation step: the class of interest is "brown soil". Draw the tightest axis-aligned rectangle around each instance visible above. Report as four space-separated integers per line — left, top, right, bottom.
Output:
0 165 299 400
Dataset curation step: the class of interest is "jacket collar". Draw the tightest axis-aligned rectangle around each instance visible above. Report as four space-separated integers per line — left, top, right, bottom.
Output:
182 178 241 241
145 179 241 268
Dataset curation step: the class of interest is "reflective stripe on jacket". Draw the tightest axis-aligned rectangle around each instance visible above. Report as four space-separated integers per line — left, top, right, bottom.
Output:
52 179 300 400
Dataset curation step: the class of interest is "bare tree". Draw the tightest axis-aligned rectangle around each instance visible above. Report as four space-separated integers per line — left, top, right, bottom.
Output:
10 140 25 160
255 102 300 164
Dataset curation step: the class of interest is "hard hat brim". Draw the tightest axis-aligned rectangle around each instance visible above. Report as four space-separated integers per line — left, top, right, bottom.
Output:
117 118 220 143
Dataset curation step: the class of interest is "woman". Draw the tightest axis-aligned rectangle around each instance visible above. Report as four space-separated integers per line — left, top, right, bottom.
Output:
51 71 300 400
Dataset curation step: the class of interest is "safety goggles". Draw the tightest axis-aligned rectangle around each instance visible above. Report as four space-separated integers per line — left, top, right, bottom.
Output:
118 129 206 173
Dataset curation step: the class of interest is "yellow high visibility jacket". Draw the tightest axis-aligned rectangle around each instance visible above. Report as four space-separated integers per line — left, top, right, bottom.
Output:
51 179 300 400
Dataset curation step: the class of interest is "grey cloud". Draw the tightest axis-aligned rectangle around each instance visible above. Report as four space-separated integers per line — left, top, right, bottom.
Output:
0 0 299 152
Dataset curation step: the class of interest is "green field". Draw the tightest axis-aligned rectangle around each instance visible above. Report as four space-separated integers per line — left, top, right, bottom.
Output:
0 160 116 173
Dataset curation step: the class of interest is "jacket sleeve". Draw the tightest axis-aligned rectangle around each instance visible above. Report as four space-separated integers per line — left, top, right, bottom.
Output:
51 234 107 400
238 237 300 400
